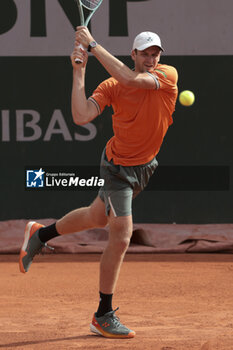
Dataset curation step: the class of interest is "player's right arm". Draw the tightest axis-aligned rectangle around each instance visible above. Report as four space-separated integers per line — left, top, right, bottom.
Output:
71 45 99 125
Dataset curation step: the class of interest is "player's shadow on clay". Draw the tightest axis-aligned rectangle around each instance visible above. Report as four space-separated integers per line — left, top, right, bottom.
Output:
0 335 99 348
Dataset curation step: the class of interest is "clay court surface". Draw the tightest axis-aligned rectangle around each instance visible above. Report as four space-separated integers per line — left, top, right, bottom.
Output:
1 253 233 350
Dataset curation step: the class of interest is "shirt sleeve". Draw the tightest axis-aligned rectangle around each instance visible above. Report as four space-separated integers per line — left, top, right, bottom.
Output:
154 65 178 92
88 78 115 114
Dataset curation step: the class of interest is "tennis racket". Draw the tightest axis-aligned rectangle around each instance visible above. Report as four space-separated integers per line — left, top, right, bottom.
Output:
74 0 103 63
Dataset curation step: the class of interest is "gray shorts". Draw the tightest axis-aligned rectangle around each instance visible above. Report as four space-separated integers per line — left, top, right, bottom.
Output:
98 148 158 217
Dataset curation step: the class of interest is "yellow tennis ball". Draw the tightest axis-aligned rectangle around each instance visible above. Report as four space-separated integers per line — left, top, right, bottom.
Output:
179 90 195 106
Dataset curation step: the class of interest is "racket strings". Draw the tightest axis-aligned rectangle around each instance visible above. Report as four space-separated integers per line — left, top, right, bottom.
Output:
80 0 102 10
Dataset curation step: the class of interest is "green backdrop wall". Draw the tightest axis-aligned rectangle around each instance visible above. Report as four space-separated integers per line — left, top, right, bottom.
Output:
0 55 232 223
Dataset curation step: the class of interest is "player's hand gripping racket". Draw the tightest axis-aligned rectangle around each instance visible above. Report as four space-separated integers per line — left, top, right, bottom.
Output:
74 0 103 64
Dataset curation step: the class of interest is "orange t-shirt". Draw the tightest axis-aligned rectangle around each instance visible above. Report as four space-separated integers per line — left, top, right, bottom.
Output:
90 63 178 166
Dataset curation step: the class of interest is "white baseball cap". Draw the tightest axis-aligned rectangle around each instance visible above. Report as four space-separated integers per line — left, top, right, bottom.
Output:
132 31 164 52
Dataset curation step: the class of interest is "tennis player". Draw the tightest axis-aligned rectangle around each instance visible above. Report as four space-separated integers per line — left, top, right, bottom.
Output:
19 28 178 338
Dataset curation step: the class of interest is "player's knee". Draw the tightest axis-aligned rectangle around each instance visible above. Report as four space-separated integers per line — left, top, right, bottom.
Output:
114 236 131 255
95 215 108 228
109 216 132 254
88 206 107 228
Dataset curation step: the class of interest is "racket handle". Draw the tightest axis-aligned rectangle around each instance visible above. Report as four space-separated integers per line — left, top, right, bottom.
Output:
75 43 85 64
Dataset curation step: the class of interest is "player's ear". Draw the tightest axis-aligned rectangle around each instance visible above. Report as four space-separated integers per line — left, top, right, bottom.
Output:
131 49 136 62
158 50 161 62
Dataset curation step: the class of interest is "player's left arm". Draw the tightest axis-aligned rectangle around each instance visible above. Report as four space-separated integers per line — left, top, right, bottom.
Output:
76 27 157 90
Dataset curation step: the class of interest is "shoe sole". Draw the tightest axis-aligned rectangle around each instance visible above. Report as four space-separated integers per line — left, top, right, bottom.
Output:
19 221 37 273
90 323 135 338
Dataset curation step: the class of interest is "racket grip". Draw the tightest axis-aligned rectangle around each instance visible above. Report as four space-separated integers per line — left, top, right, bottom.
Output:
75 43 85 64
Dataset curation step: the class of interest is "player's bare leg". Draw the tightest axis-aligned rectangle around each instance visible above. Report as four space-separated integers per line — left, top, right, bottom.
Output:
99 212 133 294
56 196 107 234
